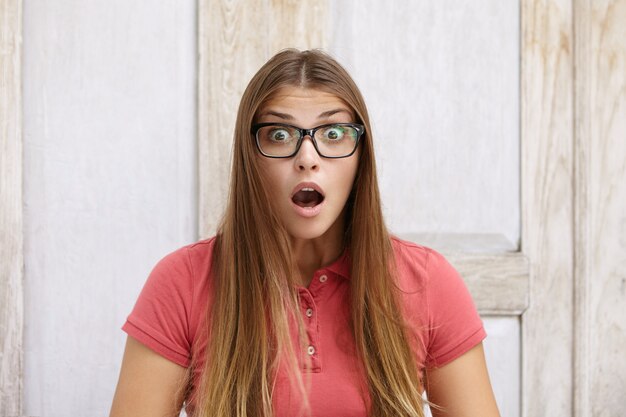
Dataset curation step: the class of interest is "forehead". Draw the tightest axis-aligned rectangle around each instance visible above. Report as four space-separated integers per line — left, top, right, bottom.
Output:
258 86 353 119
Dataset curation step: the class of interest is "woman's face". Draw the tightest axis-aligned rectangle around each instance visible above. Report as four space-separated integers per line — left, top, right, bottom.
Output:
255 86 361 243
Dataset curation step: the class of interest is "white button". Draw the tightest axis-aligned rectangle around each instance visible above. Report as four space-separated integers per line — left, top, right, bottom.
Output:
307 345 315 355
319 275 328 283
305 308 313 317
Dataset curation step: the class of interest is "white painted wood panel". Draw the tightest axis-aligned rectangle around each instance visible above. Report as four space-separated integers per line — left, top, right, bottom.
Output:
573 4 592 415
574 1 626 415
521 1 575 415
11 0 624 415
21 1 197 415
444 251 529 316
328 0 520 251
483 317 520 417
0 0 23 414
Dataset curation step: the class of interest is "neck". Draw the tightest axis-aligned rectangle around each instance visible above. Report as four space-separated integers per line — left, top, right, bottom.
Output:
290 221 344 287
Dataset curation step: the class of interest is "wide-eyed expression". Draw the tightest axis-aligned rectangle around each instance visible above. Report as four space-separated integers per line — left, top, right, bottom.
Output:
255 87 361 243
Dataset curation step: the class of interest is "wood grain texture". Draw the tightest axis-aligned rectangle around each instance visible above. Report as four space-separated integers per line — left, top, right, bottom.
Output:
198 0 266 237
586 1 626 415
446 252 529 315
198 0 327 237
573 1 592 415
329 0 521 250
574 2 626 416
0 0 23 414
521 1 575 416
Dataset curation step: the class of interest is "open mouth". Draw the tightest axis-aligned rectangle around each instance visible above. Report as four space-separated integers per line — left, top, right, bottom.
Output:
292 187 325 208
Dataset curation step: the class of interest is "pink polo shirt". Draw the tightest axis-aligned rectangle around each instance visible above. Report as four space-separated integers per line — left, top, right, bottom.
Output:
122 236 485 416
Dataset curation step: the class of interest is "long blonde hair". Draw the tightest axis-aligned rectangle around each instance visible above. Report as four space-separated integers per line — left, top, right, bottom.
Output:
193 49 425 417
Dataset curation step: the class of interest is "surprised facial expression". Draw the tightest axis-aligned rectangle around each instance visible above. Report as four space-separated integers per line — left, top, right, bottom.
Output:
255 87 361 244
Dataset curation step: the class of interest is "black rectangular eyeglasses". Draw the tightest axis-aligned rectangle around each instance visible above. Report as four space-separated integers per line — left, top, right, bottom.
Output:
251 122 365 158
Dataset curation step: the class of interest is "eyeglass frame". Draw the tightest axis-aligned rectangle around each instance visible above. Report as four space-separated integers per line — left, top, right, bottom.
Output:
250 122 365 159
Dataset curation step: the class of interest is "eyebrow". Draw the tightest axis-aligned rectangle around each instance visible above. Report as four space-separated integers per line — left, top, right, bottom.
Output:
260 111 295 121
258 108 352 121
318 109 352 119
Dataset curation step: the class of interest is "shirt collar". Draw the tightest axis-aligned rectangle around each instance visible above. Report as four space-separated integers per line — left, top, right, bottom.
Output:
324 247 351 280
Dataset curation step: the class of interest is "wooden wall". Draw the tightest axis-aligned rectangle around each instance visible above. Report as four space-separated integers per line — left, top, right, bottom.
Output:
521 1 626 416
198 0 327 235
329 0 521 252
0 0 623 415
574 1 626 415
0 0 23 414
521 0 576 414
20 1 197 415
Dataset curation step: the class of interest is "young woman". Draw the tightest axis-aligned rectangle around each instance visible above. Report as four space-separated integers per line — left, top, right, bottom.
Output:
109 49 501 417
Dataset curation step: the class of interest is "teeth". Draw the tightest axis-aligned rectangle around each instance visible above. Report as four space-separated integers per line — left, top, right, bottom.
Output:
301 187 314 192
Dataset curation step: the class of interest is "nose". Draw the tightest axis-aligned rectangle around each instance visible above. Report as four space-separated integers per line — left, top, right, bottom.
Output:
294 136 320 171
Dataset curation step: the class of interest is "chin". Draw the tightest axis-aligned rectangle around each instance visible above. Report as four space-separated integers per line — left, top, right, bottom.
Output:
284 221 334 242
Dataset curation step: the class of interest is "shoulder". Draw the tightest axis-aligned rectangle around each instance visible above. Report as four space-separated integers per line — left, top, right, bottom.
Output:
390 235 469 303
135 235 217 290
137 236 218 323
390 235 430 259
390 235 428 274
390 235 451 264
390 237 486 368
389 235 454 289
181 236 218 274
122 237 218 365
160 236 216 266
150 237 217 283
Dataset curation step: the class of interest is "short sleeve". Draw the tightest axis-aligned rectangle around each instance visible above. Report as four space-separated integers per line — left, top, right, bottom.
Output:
122 247 195 368
424 248 486 368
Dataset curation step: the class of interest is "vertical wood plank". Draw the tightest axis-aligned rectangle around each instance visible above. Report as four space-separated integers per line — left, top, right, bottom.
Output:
574 2 626 416
586 1 626 415
198 0 327 238
329 1 521 250
268 0 327 54
0 0 23 414
573 1 591 416
198 0 267 237
521 1 574 416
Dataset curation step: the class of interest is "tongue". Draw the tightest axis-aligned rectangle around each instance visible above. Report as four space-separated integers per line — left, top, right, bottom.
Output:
292 190 322 207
